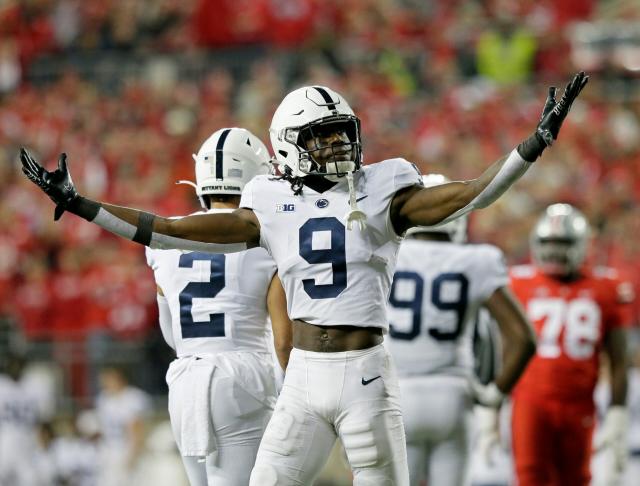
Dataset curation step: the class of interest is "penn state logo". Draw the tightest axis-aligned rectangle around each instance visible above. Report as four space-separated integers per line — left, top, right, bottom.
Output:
315 198 329 209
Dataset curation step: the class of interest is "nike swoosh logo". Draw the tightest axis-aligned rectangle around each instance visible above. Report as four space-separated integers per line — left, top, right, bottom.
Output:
361 375 381 386
355 195 368 202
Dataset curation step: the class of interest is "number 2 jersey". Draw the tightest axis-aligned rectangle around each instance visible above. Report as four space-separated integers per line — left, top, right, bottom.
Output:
386 240 508 377
240 158 422 330
510 265 634 403
145 210 277 357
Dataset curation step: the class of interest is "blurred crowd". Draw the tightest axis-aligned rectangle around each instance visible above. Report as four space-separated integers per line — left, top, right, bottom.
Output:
1 0 640 395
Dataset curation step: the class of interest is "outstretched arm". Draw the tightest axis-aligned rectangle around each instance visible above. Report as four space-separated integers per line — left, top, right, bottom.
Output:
391 72 588 235
20 149 260 252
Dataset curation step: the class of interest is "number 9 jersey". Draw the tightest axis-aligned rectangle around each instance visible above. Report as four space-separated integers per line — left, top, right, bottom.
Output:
240 158 422 329
386 240 508 377
510 265 634 403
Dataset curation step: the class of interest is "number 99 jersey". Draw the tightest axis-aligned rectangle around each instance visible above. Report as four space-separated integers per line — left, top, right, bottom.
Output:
145 210 277 357
510 265 634 403
386 240 508 377
240 158 422 329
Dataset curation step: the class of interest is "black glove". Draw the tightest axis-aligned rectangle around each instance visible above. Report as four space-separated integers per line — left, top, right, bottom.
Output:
20 148 79 220
517 71 589 161
536 71 589 146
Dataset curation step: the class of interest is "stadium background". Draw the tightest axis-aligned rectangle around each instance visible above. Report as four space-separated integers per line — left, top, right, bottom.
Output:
0 0 639 484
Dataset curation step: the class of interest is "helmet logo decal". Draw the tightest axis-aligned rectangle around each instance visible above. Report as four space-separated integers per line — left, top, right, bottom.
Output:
315 198 329 209
215 128 232 181
312 86 337 110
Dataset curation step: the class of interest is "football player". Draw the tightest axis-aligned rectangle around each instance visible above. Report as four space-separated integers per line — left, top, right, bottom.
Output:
21 72 588 485
145 127 290 486
95 365 151 486
0 353 42 486
509 204 633 486
386 174 535 486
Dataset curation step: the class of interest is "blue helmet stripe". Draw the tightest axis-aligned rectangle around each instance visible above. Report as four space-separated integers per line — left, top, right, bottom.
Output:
215 129 232 180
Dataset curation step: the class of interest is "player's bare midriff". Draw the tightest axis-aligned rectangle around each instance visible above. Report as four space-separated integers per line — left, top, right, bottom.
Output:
292 319 383 352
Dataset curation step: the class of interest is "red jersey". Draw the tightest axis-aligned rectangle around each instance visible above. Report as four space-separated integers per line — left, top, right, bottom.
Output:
510 265 633 403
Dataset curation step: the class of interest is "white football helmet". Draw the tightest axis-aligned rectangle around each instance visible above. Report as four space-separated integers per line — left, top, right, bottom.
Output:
531 203 590 276
270 85 362 180
405 174 468 243
181 128 271 208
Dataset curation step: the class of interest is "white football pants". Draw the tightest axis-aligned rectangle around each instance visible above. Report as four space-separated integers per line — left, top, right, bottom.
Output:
168 357 274 486
250 344 409 486
400 375 473 486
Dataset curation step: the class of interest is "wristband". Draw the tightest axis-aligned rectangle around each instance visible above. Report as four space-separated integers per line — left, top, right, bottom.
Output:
517 132 546 162
67 196 101 221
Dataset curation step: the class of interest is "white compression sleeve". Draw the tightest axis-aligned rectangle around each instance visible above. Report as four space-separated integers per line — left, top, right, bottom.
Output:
438 149 531 225
92 208 248 253
157 294 175 350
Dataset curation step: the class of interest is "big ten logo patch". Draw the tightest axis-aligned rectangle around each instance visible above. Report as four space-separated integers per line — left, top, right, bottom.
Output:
276 203 296 213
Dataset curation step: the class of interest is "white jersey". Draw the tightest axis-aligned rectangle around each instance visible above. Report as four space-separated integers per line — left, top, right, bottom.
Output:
240 158 422 329
96 386 150 446
146 209 277 357
386 240 508 377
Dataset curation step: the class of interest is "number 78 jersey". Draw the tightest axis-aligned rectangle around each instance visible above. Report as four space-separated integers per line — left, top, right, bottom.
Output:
510 265 634 402
386 240 508 377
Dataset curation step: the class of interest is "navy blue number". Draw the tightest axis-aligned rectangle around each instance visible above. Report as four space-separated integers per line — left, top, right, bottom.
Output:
299 217 347 299
389 271 468 341
178 253 226 338
389 271 424 340
429 272 468 341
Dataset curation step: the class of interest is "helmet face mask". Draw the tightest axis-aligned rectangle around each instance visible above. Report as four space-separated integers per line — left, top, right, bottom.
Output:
187 128 271 209
271 86 362 180
531 204 590 277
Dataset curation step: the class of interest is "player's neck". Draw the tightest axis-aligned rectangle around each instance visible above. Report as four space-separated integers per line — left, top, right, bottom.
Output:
210 202 238 210
550 271 583 283
410 233 451 242
303 175 338 193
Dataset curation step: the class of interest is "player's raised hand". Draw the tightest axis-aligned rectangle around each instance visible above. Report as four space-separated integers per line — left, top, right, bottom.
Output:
536 71 589 146
20 148 79 220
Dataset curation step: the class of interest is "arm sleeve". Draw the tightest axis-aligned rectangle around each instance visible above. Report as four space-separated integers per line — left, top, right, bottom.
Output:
157 294 175 350
438 149 532 225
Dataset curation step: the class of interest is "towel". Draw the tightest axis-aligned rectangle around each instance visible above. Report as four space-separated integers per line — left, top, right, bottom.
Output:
167 356 217 457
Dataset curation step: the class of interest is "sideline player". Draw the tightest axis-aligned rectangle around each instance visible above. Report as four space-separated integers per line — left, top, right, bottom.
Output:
509 203 633 486
95 365 150 486
386 174 535 486
0 353 42 485
145 127 290 486
21 72 588 485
